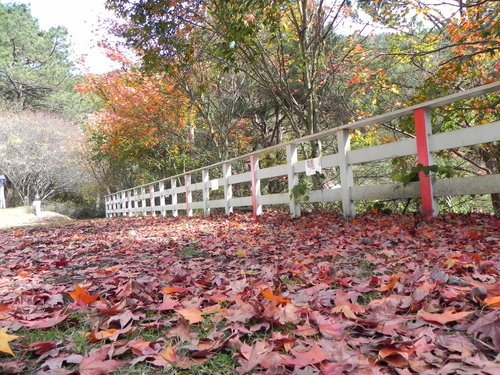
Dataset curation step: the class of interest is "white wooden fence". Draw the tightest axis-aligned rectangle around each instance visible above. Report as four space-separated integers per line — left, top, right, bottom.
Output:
105 82 500 219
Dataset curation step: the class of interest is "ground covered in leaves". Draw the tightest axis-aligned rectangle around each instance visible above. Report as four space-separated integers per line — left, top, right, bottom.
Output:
0 211 499 374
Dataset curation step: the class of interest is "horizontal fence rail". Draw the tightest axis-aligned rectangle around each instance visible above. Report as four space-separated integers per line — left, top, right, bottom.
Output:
105 81 500 219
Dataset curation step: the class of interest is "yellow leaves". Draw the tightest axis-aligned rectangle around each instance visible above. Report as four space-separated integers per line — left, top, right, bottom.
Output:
0 327 19 356
68 285 99 305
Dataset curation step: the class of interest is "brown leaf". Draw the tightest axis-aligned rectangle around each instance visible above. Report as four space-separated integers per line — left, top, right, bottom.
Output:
417 309 472 325
177 308 204 324
467 310 500 349
79 346 125 375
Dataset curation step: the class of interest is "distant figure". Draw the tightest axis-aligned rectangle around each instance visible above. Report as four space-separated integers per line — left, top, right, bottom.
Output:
0 175 6 209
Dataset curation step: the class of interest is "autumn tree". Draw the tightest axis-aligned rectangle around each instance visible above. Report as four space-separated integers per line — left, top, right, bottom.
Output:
0 111 86 205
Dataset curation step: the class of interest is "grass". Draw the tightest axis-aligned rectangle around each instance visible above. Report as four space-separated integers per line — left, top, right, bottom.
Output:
179 246 204 259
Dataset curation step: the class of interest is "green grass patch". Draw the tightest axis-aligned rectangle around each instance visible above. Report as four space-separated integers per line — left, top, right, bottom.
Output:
179 246 204 259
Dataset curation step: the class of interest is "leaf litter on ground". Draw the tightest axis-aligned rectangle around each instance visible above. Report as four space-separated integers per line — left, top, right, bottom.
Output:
0 211 498 374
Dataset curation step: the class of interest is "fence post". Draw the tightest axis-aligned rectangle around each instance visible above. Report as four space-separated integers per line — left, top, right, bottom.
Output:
250 154 262 216
141 187 147 216
171 178 178 217
202 169 210 216
149 184 155 216
159 181 166 217
287 144 301 217
185 174 193 217
134 188 139 215
338 129 355 218
120 191 124 216
127 190 132 217
223 163 233 215
414 107 439 219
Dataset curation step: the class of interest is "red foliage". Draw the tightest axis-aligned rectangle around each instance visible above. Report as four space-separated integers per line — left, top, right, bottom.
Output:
0 212 498 373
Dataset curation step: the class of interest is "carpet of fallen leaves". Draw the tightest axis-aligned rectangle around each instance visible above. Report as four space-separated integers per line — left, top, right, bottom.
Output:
0 211 499 374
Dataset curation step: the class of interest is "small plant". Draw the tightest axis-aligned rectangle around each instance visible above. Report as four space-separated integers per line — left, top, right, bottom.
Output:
392 163 439 187
290 172 326 204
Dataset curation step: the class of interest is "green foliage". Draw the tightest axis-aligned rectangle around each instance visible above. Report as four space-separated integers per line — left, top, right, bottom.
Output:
392 163 439 187
0 3 84 114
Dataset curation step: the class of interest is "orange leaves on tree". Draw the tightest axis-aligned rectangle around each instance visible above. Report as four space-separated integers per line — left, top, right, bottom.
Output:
69 285 99 305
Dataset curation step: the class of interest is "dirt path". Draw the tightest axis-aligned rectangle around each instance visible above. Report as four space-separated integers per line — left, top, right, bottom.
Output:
0 206 72 230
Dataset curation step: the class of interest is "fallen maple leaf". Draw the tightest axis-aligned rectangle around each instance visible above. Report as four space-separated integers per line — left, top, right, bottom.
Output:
162 286 188 294
20 312 68 329
467 310 500 349
79 346 125 375
159 346 177 363
417 309 472 325
378 346 412 368
379 274 400 292
69 285 99 305
0 328 19 356
176 308 204 324
483 296 500 308
288 343 330 367
261 288 291 305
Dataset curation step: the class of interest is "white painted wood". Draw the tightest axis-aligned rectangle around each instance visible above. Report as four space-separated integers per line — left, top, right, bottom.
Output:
230 196 252 207
191 201 203 210
255 164 288 179
209 199 225 209
141 187 146 216
227 171 252 185
185 174 193 217
223 163 233 214
434 174 500 196
192 182 204 191
127 190 133 217
349 138 416 164
171 178 178 217
287 144 300 217
309 188 342 203
159 181 166 216
149 185 155 216
260 193 289 205
250 154 262 215
338 129 355 217
351 182 420 201
429 121 500 152
202 169 210 216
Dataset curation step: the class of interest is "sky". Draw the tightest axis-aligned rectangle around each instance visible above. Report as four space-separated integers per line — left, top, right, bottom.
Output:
0 0 120 74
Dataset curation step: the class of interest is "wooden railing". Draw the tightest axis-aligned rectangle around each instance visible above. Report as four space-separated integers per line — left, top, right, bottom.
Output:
105 81 500 219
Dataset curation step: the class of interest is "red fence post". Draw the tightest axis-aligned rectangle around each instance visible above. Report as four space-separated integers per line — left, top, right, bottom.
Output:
414 107 439 219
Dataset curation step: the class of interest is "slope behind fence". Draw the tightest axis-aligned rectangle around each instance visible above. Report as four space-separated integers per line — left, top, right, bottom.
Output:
105 82 500 219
